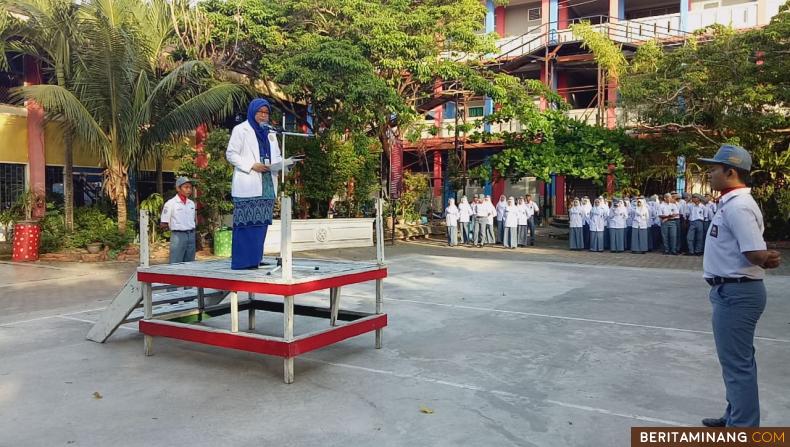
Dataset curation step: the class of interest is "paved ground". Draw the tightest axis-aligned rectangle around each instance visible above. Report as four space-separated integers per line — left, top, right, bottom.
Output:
1 240 788 446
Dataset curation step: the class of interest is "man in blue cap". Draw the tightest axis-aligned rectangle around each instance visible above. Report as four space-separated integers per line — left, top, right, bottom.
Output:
698 144 781 427
160 177 197 263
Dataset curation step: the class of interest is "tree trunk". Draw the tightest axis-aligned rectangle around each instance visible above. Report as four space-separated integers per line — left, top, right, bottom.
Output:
64 134 74 232
116 191 127 233
155 156 164 195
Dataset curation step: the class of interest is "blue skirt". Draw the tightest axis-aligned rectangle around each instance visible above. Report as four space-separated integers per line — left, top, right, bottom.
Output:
231 172 275 270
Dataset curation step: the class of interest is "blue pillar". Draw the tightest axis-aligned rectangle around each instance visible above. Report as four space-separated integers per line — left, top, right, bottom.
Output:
484 0 495 134
549 0 559 43
483 158 493 196
679 0 689 32
442 152 451 208
618 0 625 19
676 155 686 193
306 104 314 135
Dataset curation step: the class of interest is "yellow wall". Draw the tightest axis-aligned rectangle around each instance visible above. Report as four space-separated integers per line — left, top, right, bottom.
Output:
0 113 29 164
1 111 187 171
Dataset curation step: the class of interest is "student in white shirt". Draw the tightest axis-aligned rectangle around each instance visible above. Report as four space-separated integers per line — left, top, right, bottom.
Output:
472 195 492 247
516 197 529 247
503 197 519 249
484 196 496 245
685 194 707 255
608 199 628 253
444 198 460 246
698 144 781 428
630 197 650 254
588 198 608 252
457 196 473 245
568 199 584 250
658 193 681 255
648 195 661 252
524 194 539 246
495 195 508 245
703 193 717 238
160 177 197 264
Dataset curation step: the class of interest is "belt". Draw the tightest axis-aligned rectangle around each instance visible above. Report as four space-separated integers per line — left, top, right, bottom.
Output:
705 276 762 286
172 229 195 233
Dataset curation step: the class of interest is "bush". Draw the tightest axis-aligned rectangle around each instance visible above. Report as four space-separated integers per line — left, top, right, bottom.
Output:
63 207 136 251
39 204 66 253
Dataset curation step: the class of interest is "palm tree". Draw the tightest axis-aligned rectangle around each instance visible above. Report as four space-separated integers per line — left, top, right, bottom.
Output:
1 0 81 231
16 0 245 232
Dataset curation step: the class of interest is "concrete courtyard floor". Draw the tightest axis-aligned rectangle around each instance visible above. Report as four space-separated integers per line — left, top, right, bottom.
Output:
1 241 788 446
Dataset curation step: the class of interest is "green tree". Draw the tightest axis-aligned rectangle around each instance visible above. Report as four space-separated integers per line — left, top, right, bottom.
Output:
15 0 245 232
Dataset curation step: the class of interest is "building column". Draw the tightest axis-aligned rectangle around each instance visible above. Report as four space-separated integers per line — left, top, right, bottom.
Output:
495 6 506 37
433 80 443 137
484 0 495 134
609 0 625 21
606 79 618 129
757 0 772 26
433 150 442 198
492 169 505 202
556 71 569 103
679 0 689 31
548 0 559 42
23 56 46 220
558 1 569 30
195 123 209 169
555 175 566 216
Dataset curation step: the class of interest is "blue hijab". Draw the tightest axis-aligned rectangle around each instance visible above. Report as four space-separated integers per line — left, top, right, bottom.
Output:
246 98 271 160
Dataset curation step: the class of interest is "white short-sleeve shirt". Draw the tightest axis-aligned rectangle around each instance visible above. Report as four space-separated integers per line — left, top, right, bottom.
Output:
687 203 706 221
703 188 766 279
161 195 196 231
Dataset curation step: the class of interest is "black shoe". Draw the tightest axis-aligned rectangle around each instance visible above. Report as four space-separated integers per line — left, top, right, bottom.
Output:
701 417 726 427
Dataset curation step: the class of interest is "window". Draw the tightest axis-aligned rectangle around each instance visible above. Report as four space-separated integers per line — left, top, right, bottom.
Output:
468 106 485 118
528 7 541 21
0 163 25 210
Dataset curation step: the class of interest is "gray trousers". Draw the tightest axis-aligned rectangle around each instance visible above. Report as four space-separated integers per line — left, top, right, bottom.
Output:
630 227 648 253
504 226 518 248
496 219 504 244
590 231 604 252
569 227 584 250
609 227 625 252
710 280 766 426
473 217 487 245
687 220 705 254
169 230 196 263
485 223 495 245
447 225 458 246
661 220 679 254
526 216 536 245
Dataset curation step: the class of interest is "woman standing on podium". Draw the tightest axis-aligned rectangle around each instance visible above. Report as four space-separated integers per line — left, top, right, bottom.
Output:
225 98 283 269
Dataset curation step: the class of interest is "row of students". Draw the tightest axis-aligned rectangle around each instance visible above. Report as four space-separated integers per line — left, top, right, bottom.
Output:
568 192 718 254
445 194 540 248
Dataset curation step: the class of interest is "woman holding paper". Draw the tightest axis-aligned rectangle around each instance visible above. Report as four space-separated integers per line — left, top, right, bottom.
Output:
225 98 283 269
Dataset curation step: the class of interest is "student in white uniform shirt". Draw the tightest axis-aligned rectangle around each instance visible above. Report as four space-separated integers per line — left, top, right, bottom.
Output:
495 195 508 245
608 199 628 252
503 197 519 249
444 198 460 247
685 194 707 255
568 199 585 250
484 196 496 245
588 198 607 252
658 193 681 255
160 177 197 264
457 196 473 245
473 195 491 247
516 197 529 247
648 195 662 252
703 193 717 237
630 197 650 254
698 144 781 428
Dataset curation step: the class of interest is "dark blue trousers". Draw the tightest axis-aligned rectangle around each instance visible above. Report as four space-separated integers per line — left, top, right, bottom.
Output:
710 280 766 427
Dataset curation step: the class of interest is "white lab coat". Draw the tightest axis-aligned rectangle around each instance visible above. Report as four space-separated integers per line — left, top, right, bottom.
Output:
504 205 519 228
458 202 473 223
226 121 283 198
589 206 608 232
569 206 585 228
445 205 459 227
631 206 650 229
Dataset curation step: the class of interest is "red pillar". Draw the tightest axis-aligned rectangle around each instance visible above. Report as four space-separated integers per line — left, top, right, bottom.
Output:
558 2 569 29
555 175 566 215
24 56 46 220
556 71 569 103
492 169 505 201
495 6 506 37
541 0 550 45
606 79 617 129
606 163 616 195
433 150 442 198
433 80 443 137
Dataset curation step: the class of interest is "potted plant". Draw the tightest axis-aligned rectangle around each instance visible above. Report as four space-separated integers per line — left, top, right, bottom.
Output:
85 240 103 254
11 189 43 262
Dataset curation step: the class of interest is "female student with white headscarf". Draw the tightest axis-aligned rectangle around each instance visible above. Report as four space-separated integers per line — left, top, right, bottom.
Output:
503 197 519 249
457 196 473 245
581 197 592 249
568 199 585 250
495 195 508 245
589 197 607 252
445 198 460 246
630 197 650 254
608 199 628 253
